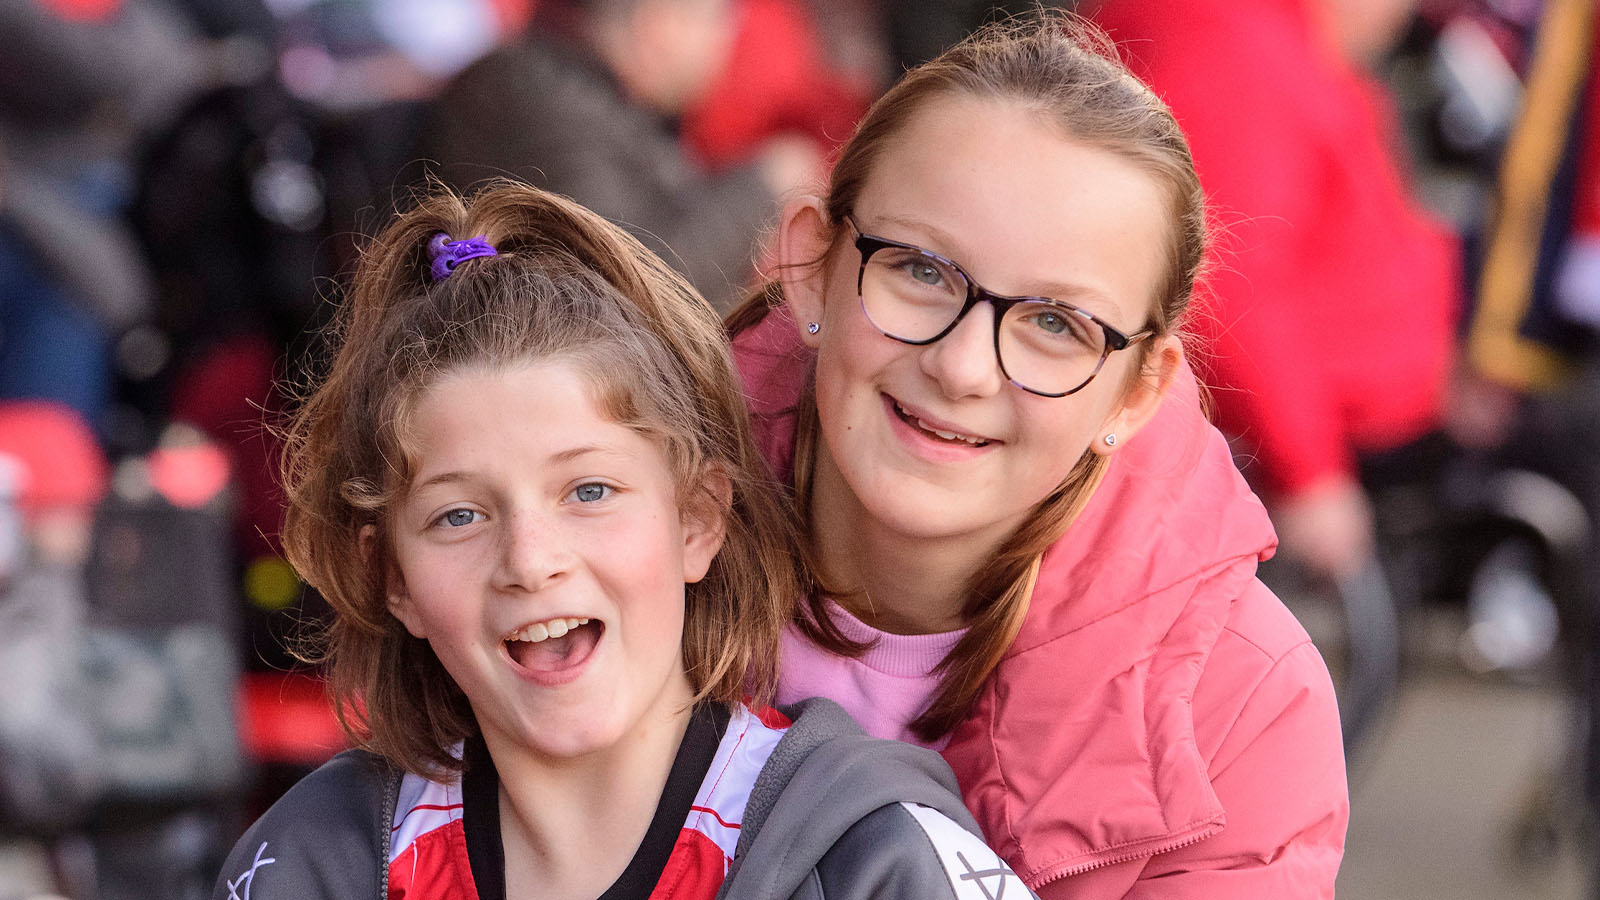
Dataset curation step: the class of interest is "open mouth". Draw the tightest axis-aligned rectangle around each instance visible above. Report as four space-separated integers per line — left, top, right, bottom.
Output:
890 398 992 447
503 617 603 674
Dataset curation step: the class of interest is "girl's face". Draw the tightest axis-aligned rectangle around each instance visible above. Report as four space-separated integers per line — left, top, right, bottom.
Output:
385 361 724 763
781 94 1182 550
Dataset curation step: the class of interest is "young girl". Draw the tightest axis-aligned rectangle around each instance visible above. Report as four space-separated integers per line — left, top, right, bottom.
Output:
729 13 1349 899
213 182 1032 900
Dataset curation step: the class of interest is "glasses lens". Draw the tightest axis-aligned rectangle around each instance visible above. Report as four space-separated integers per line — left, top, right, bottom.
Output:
859 246 968 341
998 301 1106 395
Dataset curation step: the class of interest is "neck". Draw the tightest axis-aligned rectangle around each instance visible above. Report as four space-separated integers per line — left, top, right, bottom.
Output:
808 449 1005 635
487 692 693 900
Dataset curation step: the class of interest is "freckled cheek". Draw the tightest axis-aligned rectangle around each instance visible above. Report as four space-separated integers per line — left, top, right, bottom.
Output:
592 520 690 597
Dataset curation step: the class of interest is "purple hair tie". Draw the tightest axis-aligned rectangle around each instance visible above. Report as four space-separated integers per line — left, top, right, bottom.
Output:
428 233 498 281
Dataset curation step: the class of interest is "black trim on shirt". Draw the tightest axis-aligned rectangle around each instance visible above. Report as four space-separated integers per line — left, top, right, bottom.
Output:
461 703 733 900
462 735 505 900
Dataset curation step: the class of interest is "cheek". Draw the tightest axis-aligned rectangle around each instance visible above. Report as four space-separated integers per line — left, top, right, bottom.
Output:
815 309 904 404
1014 392 1113 470
603 517 691 615
817 254 871 334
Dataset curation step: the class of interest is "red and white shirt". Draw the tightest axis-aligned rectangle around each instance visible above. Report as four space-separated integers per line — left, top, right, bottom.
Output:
387 704 791 900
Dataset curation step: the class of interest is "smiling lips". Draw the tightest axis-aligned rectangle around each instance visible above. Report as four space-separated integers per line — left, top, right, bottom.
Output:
891 397 994 447
503 617 601 678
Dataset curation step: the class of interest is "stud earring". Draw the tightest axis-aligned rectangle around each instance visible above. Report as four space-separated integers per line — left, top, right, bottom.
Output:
1103 433 1117 447
807 322 821 334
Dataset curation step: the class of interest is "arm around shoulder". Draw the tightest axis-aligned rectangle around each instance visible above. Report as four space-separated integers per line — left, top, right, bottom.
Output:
1127 582 1350 898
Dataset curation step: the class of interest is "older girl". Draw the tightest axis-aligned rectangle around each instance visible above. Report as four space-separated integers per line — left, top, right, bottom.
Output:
213 182 1030 900
730 13 1349 899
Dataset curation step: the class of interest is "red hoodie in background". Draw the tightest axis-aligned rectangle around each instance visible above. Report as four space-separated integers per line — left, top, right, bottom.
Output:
1094 0 1462 498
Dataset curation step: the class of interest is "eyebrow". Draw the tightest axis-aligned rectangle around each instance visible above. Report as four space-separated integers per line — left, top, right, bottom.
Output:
409 444 620 492
867 214 964 254
863 214 1123 316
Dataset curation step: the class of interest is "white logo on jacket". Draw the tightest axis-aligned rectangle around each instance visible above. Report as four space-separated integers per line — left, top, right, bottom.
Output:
226 842 276 900
901 803 1031 900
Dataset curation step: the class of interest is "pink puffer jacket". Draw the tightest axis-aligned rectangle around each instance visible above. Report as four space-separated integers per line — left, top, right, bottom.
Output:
732 306 1348 899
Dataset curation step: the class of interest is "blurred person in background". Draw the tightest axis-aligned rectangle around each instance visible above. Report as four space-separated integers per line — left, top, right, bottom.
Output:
1463 0 1599 481
422 0 847 309
676 0 872 175
1089 0 1464 585
0 0 231 439
1458 0 1600 880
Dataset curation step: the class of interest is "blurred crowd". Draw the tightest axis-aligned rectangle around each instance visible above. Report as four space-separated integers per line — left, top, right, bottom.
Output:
0 0 1596 897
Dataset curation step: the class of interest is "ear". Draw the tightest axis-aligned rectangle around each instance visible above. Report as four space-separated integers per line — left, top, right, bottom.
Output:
680 465 732 584
365 524 427 639
775 196 834 349
1092 335 1184 456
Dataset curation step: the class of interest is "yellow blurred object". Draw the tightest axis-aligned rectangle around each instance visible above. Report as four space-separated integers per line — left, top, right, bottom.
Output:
1470 0 1596 392
245 555 301 611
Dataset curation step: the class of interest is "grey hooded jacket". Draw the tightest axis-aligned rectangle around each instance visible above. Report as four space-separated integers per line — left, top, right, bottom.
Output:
213 699 1035 900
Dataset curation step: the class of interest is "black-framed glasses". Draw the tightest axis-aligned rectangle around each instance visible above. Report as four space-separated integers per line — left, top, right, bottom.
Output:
844 216 1153 398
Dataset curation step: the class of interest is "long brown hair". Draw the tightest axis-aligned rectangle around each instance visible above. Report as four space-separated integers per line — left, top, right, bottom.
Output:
729 11 1209 741
283 180 807 775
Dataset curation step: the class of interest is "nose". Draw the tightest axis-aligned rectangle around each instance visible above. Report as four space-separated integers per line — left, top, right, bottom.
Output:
919 300 1004 400
493 510 572 593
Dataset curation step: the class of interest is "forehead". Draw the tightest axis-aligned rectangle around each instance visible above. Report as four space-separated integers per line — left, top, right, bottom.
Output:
400 363 605 466
852 93 1170 325
406 363 609 449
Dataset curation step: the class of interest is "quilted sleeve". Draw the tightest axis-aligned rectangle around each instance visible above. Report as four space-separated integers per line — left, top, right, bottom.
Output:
1123 636 1348 898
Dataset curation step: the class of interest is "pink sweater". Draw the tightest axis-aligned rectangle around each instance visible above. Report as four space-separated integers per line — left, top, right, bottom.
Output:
775 601 966 750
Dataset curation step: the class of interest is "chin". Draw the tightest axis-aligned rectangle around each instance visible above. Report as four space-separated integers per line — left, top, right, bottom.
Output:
524 716 625 760
872 479 1046 549
861 491 982 541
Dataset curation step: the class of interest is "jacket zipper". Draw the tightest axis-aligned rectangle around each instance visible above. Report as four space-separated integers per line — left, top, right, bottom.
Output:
1033 822 1222 889
380 768 400 900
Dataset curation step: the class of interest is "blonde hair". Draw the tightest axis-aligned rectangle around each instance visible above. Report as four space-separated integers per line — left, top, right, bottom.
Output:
284 181 806 774
729 11 1207 741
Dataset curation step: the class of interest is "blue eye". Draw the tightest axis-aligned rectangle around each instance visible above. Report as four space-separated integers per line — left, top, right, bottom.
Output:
907 262 943 286
1031 311 1068 334
1013 303 1096 348
439 508 481 527
572 483 610 503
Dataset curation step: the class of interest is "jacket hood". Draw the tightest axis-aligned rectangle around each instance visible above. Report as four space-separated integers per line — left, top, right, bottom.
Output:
1015 355 1278 648
944 354 1281 883
718 699 984 900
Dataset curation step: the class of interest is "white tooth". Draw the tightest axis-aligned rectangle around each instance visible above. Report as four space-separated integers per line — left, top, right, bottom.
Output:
527 622 550 643
577 617 591 625
546 618 570 638
918 416 979 444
